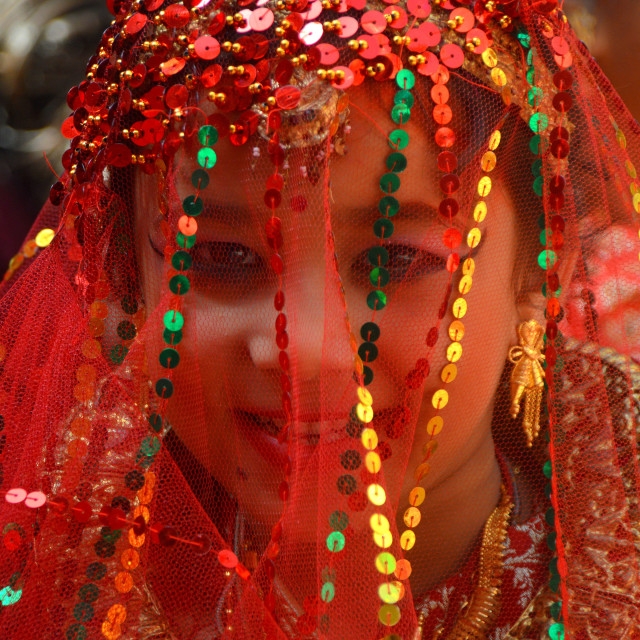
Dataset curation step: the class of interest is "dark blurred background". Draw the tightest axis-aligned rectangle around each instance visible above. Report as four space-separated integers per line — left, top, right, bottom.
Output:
0 0 638 273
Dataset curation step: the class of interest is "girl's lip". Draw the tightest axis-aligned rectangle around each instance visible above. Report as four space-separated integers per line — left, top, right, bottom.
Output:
231 409 355 466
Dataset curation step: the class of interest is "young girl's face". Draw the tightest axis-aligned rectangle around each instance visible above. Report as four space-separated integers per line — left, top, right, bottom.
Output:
136 86 521 538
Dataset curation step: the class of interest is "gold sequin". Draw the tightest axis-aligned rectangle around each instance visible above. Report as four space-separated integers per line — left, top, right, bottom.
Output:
35 229 55 248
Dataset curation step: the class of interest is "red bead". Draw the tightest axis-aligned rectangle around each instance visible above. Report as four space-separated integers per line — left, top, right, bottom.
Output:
270 254 284 274
446 253 460 273
426 327 439 347
437 151 458 173
193 533 212 555
546 319 558 339
133 515 147 536
71 501 92 523
49 496 69 515
281 373 291 392
548 192 565 210
550 126 569 142
279 351 290 371
552 91 573 113
552 232 564 250
440 173 460 195
265 217 282 238
549 175 565 195
274 291 285 310
553 70 573 91
158 524 178 547
275 313 287 332
264 189 282 209
264 590 276 613
276 331 289 349
439 198 459 218
546 346 557 367
548 272 560 290
271 521 283 543
265 559 276 580
550 138 570 159
278 481 290 501
108 507 127 530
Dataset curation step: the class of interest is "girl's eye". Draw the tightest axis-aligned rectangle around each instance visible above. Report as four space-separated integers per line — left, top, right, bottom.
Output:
352 244 447 285
149 236 265 287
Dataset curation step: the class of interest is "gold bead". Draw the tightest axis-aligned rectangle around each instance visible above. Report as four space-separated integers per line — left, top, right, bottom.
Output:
276 47 286 56
291 56 300 65
266 96 277 107
323 21 333 30
86 73 94 80
229 124 237 134
187 43 196 54
317 69 327 80
232 42 242 53
275 26 285 36
122 129 130 139
366 65 376 77
447 19 457 28
358 39 368 49
234 12 244 22
222 41 232 51
499 15 511 27
348 39 360 50
326 70 336 80
335 70 345 80
321 0 331 7
282 19 290 28
225 15 234 25
486 1 495 10
408 55 417 66
280 39 290 48
299 54 308 63
177 35 189 45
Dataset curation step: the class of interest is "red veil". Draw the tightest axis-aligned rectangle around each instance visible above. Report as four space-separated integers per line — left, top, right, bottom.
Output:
1 1 640 638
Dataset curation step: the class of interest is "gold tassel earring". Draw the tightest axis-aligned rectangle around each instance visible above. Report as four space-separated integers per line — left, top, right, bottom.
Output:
508 320 546 447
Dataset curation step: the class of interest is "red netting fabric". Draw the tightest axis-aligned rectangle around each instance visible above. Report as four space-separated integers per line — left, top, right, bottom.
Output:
0 1 639 639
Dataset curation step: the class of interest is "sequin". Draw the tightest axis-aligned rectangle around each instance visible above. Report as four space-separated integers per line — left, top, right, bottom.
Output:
378 604 400 626
452 297 467 318
376 552 396 574
400 529 415 550
378 582 400 604
197 147 217 169
370 513 390 533
373 529 392 548
441 363 457 383
447 341 462 363
35 229 55 248
440 43 464 69
326 531 345 552
367 484 386 506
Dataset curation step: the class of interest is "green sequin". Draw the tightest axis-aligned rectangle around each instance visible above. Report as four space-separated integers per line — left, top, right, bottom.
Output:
183 195 204 216
542 282 562 297
531 158 543 177
326 531 345 552
191 168 210 190
197 147 217 169
394 90 414 108
329 510 349 531
543 460 552 478
527 48 535 66
530 134 542 154
379 173 400 194
163 328 183 345
386 152 407 173
117 320 137 341
533 176 544 196
391 103 411 125
169 274 190 295
367 290 387 311
0 585 21 605
65 624 87 640
529 113 549 133
550 601 562 621
368 246 389 267
370 267 390 287
163 310 184 332
172 250 193 271
528 87 543 107
140 436 162 457
538 249 558 270
517 32 531 48
109 344 128 365
545 507 556 526
198 125 219 147
389 129 409 150
73 602 94 623
526 68 536 85
149 413 163 432
159 347 180 369
176 232 196 249
86 563 107 581
321 582 336 603
396 69 415 90
379 196 399 217
78 584 99 603
373 218 394 239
